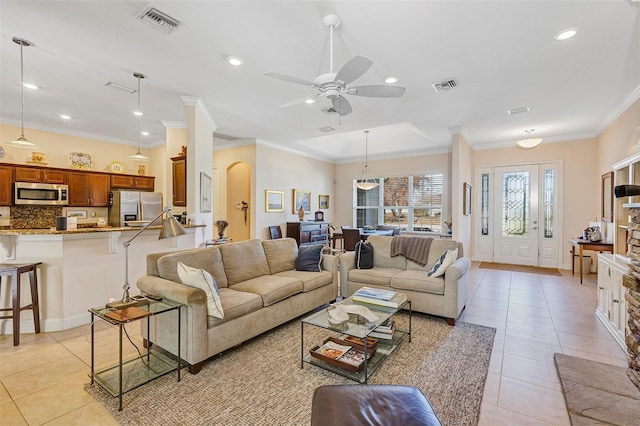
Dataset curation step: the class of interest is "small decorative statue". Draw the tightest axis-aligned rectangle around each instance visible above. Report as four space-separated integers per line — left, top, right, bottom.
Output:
214 219 229 240
298 206 305 221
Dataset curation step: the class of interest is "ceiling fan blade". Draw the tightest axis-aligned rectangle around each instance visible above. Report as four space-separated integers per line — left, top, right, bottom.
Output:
264 71 315 87
277 94 318 108
332 96 352 116
335 55 373 85
350 85 406 98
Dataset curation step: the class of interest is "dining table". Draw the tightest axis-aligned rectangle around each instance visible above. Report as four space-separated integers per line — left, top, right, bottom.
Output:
358 229 394 240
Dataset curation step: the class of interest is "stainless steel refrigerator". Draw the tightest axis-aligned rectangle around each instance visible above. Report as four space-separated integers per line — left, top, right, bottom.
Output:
108 190 163 227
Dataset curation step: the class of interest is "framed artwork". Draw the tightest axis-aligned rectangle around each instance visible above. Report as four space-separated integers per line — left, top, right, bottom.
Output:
109 161 124 173
463 182 472 215
601 171 613 222
293 189 311 213
265 190 284 212
318 194 330 209
200 172 212 213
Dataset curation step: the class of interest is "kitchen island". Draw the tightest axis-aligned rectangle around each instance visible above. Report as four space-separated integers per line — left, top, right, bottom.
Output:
0 225 205 334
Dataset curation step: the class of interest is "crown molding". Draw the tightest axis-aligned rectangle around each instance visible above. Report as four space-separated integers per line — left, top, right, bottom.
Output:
596 84 640 136
180 96 217 131
161 121 186 129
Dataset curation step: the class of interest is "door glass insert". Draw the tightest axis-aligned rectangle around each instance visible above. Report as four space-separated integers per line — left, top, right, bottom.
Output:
543 169 554 238
481 173 489 235
501 171 529 238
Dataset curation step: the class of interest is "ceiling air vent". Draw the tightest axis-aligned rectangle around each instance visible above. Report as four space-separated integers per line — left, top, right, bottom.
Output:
104 81 136 94
137 7 181 34
318 126 335 133
431 79 457 93
213 132 240 142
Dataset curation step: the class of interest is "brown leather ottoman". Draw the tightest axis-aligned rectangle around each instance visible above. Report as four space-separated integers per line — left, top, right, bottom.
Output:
311 384 441 426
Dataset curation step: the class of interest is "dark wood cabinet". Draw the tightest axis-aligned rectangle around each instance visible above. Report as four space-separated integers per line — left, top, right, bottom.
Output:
287 221 329 246
14 166 67 184
0 166 13 206
110 174 155 191
68 171 110 206
171 156 186 207
134 176 155 191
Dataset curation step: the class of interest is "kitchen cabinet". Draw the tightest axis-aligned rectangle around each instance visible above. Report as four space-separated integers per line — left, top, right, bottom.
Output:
171 156 186 207
110 174 155 191
0 165 13 205
15 166 68 184
68 171 110 206
596 254 628 351
287 222 329 246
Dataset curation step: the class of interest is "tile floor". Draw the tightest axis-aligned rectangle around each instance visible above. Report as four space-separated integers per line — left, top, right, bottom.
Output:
0 263 628 425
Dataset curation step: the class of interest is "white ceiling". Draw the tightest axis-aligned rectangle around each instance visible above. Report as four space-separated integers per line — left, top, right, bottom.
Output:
1 1 639 163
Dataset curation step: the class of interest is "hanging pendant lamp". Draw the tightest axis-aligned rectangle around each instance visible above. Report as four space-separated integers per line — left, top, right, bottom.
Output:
356 130 379 191
128 72 150 161
6 37 38 149
516 129 543 149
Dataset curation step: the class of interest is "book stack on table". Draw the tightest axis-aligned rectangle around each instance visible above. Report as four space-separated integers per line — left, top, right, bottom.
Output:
352 287 407 308
369 318 396 340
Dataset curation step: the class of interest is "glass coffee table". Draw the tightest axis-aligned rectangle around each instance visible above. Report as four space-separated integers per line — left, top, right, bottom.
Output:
301 295 411 383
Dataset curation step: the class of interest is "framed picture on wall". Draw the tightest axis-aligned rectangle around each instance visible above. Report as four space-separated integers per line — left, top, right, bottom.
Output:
293 189 311 213
200 172 212 213
318 194 329 209
463 182 472 215
265 190 284 212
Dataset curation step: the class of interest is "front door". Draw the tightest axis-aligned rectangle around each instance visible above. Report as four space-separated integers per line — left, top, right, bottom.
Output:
493 164 539 266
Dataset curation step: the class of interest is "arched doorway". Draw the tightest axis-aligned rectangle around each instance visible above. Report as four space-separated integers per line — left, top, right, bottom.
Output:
227 162 251 242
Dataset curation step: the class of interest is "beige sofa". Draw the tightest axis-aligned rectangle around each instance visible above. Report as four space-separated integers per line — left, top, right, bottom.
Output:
137 237 338 373
339 235 470 325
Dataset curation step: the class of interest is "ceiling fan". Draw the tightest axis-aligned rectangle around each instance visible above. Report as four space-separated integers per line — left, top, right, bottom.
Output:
264 14 406 116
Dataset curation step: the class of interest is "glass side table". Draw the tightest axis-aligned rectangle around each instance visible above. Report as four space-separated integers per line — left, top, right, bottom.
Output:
89 299 184 411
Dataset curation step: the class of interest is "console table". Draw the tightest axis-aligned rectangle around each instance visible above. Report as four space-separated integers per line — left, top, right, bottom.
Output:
287 221 329 246
569 238 613 284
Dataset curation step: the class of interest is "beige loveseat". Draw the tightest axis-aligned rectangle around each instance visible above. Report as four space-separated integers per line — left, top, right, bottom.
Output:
339 235 470 325
137 237 338 373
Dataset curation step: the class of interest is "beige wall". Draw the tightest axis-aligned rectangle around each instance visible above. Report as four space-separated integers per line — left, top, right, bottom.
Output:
597 98 640 174
452 134 473 256
333 152 452 229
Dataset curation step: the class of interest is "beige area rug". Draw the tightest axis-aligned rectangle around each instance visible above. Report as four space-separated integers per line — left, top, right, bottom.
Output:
554 353 640 425
479 262 562 276
86 312 495 426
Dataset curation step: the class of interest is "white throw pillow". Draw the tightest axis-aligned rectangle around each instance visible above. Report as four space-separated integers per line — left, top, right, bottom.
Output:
427 248 458 278
177 262 224 319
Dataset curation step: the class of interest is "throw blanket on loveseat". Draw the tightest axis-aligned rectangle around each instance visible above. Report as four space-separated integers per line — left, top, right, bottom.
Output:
390 236 434 266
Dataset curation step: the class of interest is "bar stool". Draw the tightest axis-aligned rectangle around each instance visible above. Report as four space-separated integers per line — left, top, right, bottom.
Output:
0 262 42 346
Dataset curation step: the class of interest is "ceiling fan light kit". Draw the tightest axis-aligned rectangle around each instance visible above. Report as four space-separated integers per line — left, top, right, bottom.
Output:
264 14 406 116
128 72 150 161
356 130 379 191
517 129 543 149
6 37 39 149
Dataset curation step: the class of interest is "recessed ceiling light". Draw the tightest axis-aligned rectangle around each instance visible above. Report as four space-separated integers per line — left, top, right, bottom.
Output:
58 114 71 120
384 75 399 84
141 131 149 136
304 98 316 104
554 27 578 41
23 83 39 90
226 56 244 66
133 110 143 117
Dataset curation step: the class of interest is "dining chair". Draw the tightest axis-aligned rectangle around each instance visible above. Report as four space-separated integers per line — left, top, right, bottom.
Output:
269 225 283 239
342 228 362 252
392 228 401 236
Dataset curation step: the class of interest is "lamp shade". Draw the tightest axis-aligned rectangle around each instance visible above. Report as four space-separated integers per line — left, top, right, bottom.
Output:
159 214 186 239
516 129 542 149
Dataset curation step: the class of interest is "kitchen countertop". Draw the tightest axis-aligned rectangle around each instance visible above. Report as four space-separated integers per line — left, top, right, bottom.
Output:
0 224 205 235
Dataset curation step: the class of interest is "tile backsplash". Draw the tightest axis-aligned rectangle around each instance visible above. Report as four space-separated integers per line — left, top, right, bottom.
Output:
10 206 63 229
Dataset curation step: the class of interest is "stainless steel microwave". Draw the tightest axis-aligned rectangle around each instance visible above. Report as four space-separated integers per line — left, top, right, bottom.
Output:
14 182 69 206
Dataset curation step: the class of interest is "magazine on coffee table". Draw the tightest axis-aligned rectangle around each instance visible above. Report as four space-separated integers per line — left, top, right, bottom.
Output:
338 347 372 367
314 340 352 360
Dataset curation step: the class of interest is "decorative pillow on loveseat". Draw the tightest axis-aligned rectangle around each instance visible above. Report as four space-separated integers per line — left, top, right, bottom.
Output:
295 244 324 272
427 248 458 278
177 262 224 319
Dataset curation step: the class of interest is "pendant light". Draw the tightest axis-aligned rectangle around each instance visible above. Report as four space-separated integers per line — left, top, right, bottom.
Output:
356 130 379 191
6 37 38 149
128 72 150 161
516 129 543 149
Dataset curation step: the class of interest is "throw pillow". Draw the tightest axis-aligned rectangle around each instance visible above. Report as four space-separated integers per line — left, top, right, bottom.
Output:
427 248 458 278
295 244 324 272
177 262 224 319
355 240 374 269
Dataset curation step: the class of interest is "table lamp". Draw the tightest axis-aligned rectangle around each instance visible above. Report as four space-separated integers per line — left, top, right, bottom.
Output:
111 207 186 308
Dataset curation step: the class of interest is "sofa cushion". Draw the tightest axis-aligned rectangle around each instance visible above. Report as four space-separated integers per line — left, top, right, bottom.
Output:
391 270 445 295
207 287 263 328
275 270 333 292
427 248 458 277
232 275 303 306
367 236 406 270
348 267 403 287
219 239 270 285
262 238 298 274
406 239 460 271
296 244 324 272
177 262 224 319
157 247 228 288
